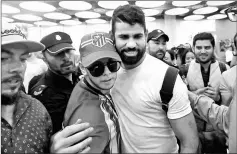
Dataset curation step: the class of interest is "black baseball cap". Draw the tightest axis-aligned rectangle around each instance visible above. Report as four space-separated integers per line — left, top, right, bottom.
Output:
40 31 75 55
147 29 169 42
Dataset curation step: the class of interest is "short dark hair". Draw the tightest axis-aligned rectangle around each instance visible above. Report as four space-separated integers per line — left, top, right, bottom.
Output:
193 32 215 48
234 33 237 48
111 4 146 35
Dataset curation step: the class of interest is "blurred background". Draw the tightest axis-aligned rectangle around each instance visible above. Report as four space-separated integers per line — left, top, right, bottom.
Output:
2 1 237 62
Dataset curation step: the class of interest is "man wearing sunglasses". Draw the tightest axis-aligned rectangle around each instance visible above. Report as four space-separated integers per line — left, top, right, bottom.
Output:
63 32 122 153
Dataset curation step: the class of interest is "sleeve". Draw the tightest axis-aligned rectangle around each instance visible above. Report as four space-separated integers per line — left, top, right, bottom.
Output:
66 94 109 153
194 95 229 136
167 74 192 119
219 73 232 106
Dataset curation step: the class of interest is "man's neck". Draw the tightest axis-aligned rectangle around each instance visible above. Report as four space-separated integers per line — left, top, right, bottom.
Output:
122 53 146 70
200 61 212 72
49 68 73 82
1 104 16 127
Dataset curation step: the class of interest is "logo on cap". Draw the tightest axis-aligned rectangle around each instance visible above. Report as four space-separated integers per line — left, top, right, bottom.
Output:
80 33 113 49
157 29 161 33
56 35 61 40
91 33 107 48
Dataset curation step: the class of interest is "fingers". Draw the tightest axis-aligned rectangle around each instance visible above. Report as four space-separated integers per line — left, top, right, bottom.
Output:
63 126 94 148
63 137 92 153
62 122 91 138
80 146 91 153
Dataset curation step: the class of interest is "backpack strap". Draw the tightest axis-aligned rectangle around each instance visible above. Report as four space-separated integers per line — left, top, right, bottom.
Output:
160 66 179 113
218 61 227 74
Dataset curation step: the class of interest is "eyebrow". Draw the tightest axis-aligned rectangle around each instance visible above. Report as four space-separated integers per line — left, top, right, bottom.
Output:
2 48 30 56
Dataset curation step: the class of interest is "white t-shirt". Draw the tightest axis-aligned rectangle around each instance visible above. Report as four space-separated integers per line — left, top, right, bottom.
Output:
111 53 192 153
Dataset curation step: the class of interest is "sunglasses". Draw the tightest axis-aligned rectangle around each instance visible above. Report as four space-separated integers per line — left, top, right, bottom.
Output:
87 60 121 77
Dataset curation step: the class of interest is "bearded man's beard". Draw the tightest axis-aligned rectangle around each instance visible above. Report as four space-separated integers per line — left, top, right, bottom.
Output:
118 47 146 65
1 91 20 106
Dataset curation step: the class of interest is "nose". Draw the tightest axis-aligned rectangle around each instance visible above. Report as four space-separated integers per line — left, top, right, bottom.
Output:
200 48 206 53
9 61 25 74
103 65 111 75
157 44 165 50
126 38 136 49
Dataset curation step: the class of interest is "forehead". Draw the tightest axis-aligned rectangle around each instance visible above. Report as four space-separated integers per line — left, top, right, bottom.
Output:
2 44 29 56
114 22 145 35
195 40 212 46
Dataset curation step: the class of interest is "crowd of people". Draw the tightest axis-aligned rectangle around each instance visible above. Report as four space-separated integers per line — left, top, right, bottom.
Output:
1 4 236 154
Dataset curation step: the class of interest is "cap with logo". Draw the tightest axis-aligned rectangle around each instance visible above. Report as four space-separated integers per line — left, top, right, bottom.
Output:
1 22 45 52
79 32 121 67
147 29 169 42
40 31 75 55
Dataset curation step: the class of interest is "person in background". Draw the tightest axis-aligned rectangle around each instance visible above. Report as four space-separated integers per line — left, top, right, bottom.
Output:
64 32 122 153
183 49 195 64
188 82 236 153
23 51 48 93
219 33 237 106
1 23 52 154
28 32 81 134
147 29 169 60
163 49 177 66
179 32 230 153
230 33 237 67
110 4 199 153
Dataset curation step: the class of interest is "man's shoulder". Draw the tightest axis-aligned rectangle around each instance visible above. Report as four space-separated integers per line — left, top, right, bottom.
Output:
20 92 49 112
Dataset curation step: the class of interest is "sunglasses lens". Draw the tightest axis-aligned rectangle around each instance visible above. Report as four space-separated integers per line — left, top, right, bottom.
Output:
107 61 120 72
88 62 104 77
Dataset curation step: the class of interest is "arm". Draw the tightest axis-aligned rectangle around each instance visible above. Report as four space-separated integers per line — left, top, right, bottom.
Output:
50 119 93 153
66 99 110 153
188 92 229 136
169 113 199 153
219 74 232 106
167 75 199 153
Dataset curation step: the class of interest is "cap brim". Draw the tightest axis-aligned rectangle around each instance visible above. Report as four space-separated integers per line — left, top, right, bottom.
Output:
46 43 75 55
152 34 169 42
2 40 45 52
82 50 121 67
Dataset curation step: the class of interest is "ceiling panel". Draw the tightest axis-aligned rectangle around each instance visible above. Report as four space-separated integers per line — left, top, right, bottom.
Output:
2 1 236 26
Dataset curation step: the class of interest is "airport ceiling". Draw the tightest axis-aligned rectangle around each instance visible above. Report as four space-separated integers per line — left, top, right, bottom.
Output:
2 1 237 27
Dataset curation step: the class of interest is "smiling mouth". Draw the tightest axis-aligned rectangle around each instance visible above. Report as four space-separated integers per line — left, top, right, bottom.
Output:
124 51 138 56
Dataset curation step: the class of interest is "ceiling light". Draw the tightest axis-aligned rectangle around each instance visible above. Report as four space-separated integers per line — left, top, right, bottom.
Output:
75 11 101 18
59 1 92 10
12 22 34 27
34 21 57 26
184 15 205 20
98 1 129 9
60 20 82 25
2 4 20 13
85 19 107 24
44 12 71 20
2 17 14 22
206 1 234 6
106 10 114 17
207 14 227 20
135 1 166 8
172 1 201 7
19 1 56 12
145 17 156 22
165 8 189 15
13 14 42 21
193 7 218 14
143 9 161 16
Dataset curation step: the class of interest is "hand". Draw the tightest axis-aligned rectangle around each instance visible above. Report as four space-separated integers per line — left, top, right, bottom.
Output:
204 86 220 102
194 87 207 95
50 119 93 153
188 91 198 109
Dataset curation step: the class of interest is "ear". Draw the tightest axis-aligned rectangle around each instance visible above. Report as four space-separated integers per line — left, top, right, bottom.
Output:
79 63 87 75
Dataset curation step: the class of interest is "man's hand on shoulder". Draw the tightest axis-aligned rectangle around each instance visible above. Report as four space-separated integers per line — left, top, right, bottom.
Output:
50 119 93 153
